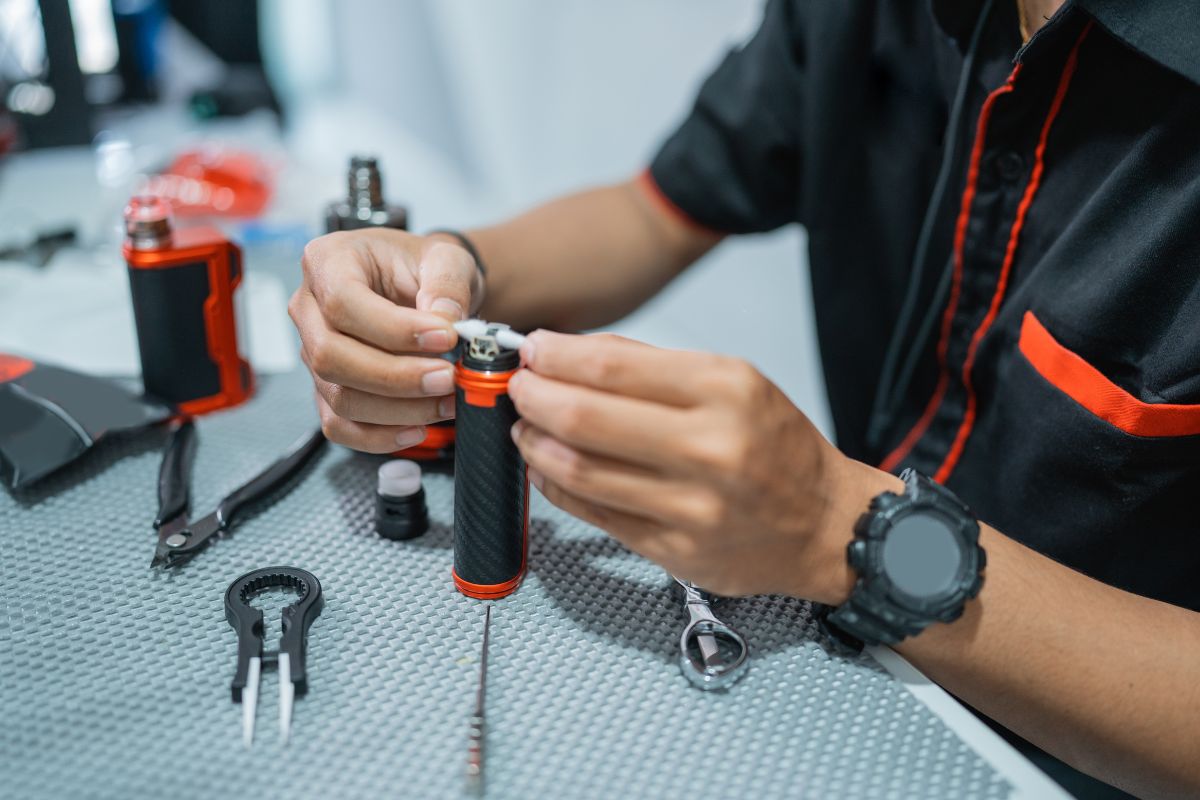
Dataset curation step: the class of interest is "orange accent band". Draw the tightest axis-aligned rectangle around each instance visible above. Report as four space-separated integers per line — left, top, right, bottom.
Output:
0 354 34 382
452 471 531 599
879 63 1024 474
934 23 1092 483
456 362 517 408
1019 312 1200 437
635 168 725 238
394 423 456 460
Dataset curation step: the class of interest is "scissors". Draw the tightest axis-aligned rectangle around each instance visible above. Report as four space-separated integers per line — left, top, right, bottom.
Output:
673 577 750 691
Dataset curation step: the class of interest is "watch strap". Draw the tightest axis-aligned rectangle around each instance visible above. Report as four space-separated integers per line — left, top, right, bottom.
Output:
822 469 983 649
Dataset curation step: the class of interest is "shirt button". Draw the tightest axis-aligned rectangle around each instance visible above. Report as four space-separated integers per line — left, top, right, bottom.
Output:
995 151 1026 182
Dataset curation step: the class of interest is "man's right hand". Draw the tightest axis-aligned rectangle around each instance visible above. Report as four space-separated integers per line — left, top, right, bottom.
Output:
289 228 480 453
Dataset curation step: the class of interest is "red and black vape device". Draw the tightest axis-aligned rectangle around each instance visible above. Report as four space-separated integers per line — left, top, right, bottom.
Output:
452 325 528 599
123 195 252 415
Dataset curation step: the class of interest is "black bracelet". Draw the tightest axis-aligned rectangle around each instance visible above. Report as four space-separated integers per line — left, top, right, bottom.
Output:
426 228 487 278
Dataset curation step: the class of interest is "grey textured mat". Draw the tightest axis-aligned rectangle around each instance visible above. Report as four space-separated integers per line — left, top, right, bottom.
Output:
0 370 1012 799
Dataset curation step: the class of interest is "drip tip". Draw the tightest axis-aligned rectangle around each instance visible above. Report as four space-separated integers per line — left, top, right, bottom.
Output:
123 195 173 249
375 459 429 540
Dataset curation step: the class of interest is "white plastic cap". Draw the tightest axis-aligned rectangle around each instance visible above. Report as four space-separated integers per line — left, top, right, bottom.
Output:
377 459 422 498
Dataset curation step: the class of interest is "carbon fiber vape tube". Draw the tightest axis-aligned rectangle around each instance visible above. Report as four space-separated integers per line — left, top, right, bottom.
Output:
452 325 528 598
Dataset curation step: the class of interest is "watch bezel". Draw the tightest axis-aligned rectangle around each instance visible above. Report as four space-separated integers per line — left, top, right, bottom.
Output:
849 491 984 623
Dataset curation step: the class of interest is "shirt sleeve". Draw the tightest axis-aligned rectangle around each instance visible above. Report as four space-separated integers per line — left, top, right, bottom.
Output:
647 0 805 235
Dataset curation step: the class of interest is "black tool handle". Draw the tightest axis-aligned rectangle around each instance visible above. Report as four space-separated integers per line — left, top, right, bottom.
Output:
154 418 197 528
215 429 326 530
225 566 324 700
453 383 527 593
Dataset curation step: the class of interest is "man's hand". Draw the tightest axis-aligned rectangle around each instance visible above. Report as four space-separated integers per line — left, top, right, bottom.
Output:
508 330 899 601
289 229 482 453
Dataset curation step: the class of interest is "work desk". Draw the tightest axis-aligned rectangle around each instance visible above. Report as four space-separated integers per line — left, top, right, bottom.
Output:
0 367 1067 799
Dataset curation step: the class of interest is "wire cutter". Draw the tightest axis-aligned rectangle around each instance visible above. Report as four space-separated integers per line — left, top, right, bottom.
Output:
151 420 326 568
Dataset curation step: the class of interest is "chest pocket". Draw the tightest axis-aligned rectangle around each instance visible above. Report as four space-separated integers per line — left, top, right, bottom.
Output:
950 311 1200 611
1018 311 1200 438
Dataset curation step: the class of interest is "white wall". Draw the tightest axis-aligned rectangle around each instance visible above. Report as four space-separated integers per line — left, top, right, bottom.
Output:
261 0 831 436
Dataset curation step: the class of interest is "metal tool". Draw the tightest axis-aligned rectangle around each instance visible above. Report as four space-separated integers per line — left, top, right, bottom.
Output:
467 604 492 792
225 566 324 747
674 577 750 691
151 420 326 568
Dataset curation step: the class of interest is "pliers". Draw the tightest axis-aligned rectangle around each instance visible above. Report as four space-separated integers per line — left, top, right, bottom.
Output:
151 419 326 568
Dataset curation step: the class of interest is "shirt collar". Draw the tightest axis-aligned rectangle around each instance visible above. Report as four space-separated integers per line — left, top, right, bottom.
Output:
931 0 1200 86
1075 0 1200 85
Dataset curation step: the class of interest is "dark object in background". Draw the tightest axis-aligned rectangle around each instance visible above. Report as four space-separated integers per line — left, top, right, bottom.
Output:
224 566 324 747
452 325 528 599
169 0 279 119
111 0 164 103
122 195 253 415
14 0 90 147
0 225 77 268
151 422 326 568
324 156 408 232
189 67 278 120
374 459 429 541
0 353 173 490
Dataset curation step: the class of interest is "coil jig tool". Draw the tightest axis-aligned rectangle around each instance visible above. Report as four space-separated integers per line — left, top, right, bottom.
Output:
151 420 326 568
674 577 750 691
225 566 324 747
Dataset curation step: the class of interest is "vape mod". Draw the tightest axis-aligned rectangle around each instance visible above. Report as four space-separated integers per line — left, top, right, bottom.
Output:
123 195 252 415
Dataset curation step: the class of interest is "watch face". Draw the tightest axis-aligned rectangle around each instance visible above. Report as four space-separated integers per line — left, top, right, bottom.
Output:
881 512 964 599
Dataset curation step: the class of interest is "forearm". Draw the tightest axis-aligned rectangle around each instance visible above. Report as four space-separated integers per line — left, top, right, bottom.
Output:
464 178 720 331
893 517 1200 798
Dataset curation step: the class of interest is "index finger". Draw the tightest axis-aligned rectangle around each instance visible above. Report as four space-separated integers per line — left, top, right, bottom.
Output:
304 233 458 353
519 331 708 406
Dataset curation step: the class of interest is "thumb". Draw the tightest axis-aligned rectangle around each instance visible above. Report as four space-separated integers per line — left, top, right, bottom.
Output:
415 239 476 322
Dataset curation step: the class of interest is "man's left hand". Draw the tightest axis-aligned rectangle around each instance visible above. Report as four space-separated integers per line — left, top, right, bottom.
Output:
508 331 900 601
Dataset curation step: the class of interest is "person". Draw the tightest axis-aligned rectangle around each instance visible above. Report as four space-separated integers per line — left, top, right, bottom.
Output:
289 1 1200 797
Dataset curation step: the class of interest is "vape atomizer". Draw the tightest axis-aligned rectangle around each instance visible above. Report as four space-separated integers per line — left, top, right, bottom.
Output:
451 321 528 599
375 459 429 540
122 195 252 415
324 156 408 233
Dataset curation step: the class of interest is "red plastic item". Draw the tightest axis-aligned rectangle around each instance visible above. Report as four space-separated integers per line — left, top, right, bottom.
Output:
142 148 273 217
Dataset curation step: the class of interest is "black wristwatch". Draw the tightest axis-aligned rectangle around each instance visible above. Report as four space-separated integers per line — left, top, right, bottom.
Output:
819 468 985 650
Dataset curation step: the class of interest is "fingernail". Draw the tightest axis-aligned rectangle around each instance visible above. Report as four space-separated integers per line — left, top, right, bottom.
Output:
416 328 452 352
421 367 454 395
507 369 525 396
438 395 456 418
510 420 525 444
527 467 545 491
395 426 427 447
431 297 464 321
519 334 537 367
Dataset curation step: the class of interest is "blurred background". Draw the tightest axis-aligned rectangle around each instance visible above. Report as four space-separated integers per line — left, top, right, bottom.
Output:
0 0 831 435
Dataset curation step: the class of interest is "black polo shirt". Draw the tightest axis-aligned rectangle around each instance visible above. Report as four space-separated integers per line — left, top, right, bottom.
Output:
647 0 1200 614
